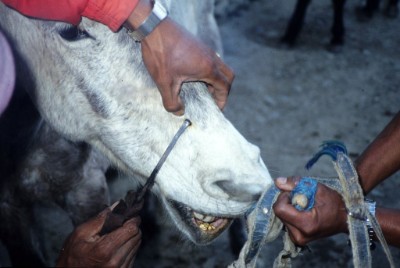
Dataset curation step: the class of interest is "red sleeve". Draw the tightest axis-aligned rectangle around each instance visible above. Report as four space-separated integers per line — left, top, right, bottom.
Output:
1 0 139 32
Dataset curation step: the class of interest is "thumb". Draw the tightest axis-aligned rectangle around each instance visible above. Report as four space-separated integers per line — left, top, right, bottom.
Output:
274 176 301 191
158 80 184 115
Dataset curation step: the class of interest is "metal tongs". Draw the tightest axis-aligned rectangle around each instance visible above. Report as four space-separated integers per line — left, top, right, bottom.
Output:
99 119 192 235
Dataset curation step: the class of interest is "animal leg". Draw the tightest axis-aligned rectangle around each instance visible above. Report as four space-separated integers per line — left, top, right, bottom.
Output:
281 0 312 46
365 0 381 13
330 0 347 46
355 0 380 21
383 0 399 17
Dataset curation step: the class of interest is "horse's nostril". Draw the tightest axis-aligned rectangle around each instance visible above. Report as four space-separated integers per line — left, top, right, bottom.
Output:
214 180 262 202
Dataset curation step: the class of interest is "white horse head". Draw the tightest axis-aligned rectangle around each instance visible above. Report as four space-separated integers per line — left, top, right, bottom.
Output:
0 0 272 244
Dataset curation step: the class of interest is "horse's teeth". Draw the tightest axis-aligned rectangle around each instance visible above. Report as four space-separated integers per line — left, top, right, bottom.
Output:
199 222 216 231
193 212 216 222
193 211 205 220
202 215 215 222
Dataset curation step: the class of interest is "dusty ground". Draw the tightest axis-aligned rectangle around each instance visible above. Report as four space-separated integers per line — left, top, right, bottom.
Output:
134 0 400 267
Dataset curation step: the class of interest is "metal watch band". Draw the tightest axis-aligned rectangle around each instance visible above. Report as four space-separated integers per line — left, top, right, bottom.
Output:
364 198 377 249
127 0 168 42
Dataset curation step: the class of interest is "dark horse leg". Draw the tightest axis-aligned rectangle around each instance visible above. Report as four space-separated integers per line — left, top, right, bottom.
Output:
384 0 399 17
281 0 312 46
365 0 381 14
356 0 380 20
330 0 347 46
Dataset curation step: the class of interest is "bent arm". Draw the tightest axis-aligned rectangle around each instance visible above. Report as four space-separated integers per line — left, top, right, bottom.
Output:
356 111 400 194
375 207 400 247
1 0 139 31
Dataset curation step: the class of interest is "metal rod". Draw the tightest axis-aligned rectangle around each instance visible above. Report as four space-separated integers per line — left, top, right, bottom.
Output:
137 119 192 200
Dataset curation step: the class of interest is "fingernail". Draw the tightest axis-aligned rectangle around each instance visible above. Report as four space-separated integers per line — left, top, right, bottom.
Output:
276 177 287 185
110 201 120 210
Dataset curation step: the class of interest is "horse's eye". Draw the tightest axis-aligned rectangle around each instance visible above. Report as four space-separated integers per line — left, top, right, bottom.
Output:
59 26 90 41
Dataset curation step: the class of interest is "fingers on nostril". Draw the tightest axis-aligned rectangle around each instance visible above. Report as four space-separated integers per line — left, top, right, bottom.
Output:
214 180 262 202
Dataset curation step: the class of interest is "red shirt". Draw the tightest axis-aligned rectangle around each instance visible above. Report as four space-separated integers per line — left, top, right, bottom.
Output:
1 0 139 31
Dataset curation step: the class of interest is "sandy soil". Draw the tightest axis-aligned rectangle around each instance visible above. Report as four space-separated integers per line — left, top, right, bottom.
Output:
134 0 400 267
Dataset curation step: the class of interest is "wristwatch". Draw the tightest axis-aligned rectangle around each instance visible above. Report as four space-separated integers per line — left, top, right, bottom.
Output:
126 0 168 42
364 198 376 250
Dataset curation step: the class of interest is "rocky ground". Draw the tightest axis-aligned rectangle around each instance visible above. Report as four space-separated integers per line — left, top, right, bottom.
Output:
134 0 400 267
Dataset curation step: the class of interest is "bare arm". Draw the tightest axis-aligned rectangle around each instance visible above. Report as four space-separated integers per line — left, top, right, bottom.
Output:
356 111 400 193
375 207 400 247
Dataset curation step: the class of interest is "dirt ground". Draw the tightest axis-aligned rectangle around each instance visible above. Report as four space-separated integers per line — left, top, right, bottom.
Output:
134 0 400 267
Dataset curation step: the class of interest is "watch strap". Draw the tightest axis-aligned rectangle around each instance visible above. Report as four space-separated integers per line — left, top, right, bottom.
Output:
127 0 168 41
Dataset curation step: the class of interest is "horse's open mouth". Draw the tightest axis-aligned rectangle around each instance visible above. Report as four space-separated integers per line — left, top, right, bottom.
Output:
192 211 230 233
167 199 233 244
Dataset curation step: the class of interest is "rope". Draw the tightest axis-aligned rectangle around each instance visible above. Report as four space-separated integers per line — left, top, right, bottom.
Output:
230 141 395 268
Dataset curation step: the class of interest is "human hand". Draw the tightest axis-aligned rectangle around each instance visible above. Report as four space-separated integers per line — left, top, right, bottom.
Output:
140 18 234 115
273 177 348 246
56 204 141 267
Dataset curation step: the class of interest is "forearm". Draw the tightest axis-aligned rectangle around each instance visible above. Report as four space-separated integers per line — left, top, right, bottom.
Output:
356 111 400 194
375 207 400 247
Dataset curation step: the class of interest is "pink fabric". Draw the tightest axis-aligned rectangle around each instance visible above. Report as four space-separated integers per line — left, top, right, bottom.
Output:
2 0 139 32
0 31 15 116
